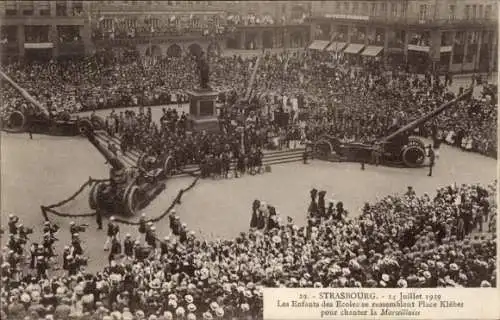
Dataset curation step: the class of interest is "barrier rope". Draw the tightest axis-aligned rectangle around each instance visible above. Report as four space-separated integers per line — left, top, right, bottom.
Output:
41 172 201 227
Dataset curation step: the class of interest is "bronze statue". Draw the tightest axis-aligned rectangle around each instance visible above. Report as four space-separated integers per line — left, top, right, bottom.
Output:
197 51 210 89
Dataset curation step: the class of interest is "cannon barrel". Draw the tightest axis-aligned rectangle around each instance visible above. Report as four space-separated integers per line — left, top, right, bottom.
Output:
380 87 473 143
0 69 50 118
85 131 126 171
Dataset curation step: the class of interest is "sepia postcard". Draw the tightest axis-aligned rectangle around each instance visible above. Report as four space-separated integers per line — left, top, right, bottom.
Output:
0 1 498 320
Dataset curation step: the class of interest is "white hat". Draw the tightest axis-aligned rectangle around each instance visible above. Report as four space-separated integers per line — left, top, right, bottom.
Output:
110 216 115 221
141 213 146 217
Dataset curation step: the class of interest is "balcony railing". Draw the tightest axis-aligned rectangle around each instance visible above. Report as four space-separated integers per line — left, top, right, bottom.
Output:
312 14 497 27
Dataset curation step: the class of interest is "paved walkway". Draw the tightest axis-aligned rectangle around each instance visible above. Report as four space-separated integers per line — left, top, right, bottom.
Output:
1 130 496 273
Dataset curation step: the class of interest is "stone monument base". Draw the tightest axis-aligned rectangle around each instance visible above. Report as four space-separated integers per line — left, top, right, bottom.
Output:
186 89 220 132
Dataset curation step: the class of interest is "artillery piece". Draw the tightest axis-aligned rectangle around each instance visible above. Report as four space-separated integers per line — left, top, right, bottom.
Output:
1 69 165 216
309 87 473 168
0 70 104 136
86 130 167 216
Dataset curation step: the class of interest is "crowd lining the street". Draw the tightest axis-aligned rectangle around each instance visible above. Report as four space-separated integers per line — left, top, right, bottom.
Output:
1 181 496 320
1 47 496 158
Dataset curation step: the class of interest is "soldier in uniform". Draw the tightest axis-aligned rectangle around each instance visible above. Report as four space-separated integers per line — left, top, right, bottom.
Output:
138 213 147 243
8 214 19 234
145 226 157 254
160 237 169 256
123 234 134 260
250 200 260 229
179 223 188 244
62 246 71 271
308 189 318 218
104 216 120 251
318 191 326 219
427 144 435 177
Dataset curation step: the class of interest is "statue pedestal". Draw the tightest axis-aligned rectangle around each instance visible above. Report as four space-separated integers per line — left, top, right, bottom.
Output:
186 89 220 132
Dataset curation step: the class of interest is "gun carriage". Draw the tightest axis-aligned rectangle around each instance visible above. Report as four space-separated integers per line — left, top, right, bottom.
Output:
0 70 104 136
87 130 167 216
308 88 473 167
2 69 167 216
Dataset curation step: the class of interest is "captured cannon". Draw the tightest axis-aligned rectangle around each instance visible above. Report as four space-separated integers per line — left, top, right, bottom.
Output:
87 130 166 216
308 87 473 168
0 70 104 136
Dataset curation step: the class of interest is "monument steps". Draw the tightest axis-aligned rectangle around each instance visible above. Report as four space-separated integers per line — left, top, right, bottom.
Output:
92 131 306 177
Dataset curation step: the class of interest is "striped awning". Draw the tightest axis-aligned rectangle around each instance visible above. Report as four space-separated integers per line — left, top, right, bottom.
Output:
325 42 347 52
343 43 365 54
308 40 330 50
361 46 383 56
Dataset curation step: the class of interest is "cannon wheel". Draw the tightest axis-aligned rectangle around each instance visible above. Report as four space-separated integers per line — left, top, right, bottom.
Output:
402 145 426 168
313 140 333 159
90 115 105 130
7 111 27 132
124 185 140 216
163 155 174 176
77 118 93 136
89 181 107 210
408 137 426 150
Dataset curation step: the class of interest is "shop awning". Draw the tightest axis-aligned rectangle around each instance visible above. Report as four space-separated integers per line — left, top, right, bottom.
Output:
440 46 452 53
408 44 430 53
308 40 330 50
343 43 365 54
325 42 347 52
24 42 54 49
361 46 384 56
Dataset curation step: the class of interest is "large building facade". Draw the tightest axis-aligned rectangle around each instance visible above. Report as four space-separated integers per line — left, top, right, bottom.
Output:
309 0 498 73
0 1 311 61
0 0 92 61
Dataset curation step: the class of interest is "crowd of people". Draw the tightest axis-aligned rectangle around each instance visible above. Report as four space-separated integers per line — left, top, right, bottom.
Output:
1 181 496 320
0 22 498 320
1 46 496 157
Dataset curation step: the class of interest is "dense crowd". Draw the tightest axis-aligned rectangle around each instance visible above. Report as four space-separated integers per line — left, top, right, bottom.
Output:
1 181 496 320
1 47 496 158
104 103 281 178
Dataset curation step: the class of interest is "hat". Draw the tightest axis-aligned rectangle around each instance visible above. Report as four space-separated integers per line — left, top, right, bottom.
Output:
215 308 224 317
397 279 408 288
70 221 75 225
203 312 213 320
480 280 491 287
126 234 131 238
147 222 153 226
175 307 185 316
110 216 115 221
141 213 146 217
187 303 196 312
185 294 194 304
187 314 196 320
381 274 390 282
210 302 219 311
163 312 173 320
